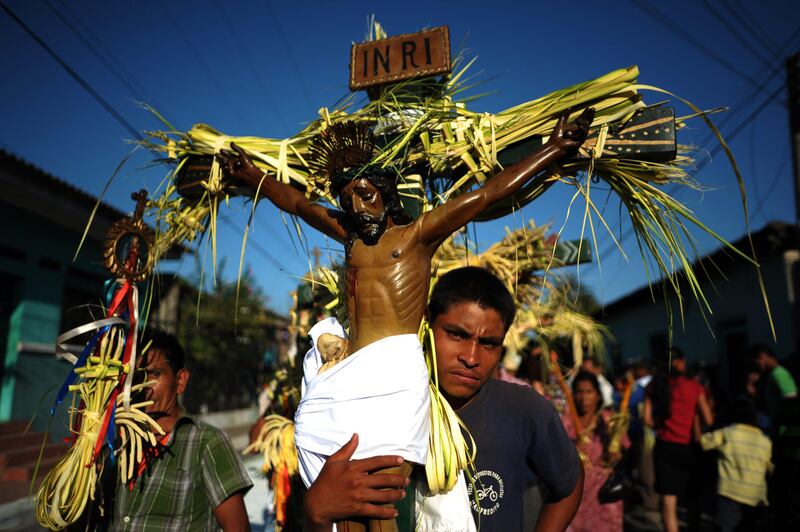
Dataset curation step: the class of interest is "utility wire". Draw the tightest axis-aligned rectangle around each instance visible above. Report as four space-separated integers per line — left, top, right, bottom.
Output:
701 0 775 70
158 1 255 131
212 0 289 132
585 79 787 272
630 0 770 93
48 0 174 124
688 26 799 160
219 214 287 272
0 1 143 140
262 0 315 112
751 156 790 226
727 0 782 57
44 0 147 100
585 24 800 273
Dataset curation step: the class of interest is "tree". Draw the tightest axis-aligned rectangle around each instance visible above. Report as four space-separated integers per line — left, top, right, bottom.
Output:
178 263 276 412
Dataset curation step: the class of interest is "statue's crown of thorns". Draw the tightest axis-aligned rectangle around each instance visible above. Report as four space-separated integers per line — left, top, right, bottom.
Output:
307 121 394 195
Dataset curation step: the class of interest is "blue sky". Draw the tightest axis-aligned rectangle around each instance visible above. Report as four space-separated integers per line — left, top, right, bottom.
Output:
1 0 796 314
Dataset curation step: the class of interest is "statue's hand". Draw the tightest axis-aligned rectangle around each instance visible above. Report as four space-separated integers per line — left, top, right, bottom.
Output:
216 142 265 186
545 108 595 158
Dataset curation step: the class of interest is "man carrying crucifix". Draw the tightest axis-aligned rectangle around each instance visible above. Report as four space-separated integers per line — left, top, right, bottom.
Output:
217 107 593 526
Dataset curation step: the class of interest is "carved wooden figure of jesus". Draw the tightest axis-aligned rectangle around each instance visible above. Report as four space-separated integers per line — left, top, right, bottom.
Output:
218 108 594 355
218 109 593 532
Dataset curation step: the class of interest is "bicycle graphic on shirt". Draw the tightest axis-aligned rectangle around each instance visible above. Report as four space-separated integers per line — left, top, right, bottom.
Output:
476 485 499 502
468 469 505 516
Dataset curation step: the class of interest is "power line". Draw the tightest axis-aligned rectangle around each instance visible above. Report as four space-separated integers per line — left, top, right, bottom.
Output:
262 0 315 112
751 156 790 225
687 26 800 163
0 1 143 140
218 214 288 272
701 0 775 70
44 0 146 99
212 0 289 132
575 23 800 275
727 0 782 58
47 0 174 124
630 0 771 92
158 1 255 132
585 78 788 272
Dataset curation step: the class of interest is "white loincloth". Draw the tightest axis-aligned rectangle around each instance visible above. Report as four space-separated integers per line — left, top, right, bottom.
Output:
294 318 430 487
415 472 476 532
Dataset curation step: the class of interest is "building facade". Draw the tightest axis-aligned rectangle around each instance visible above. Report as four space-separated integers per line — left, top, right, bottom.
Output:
597 221 799 397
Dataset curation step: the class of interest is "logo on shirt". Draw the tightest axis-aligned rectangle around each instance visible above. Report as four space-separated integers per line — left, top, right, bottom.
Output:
467 469 505 515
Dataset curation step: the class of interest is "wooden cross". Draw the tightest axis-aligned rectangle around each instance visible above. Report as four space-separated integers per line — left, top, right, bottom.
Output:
131 189 148 222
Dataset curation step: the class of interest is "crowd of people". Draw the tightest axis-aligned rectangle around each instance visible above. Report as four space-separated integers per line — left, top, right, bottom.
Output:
492 343 799 531
84 267 797 531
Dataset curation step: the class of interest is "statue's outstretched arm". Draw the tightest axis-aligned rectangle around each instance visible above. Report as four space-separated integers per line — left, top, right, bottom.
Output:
419 109 594 248
218 143 347 243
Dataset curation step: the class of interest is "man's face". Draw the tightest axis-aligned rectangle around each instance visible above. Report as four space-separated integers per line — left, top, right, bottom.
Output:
754 352 768 372
432 301 507 410
140 349 188 420
339 178 387 244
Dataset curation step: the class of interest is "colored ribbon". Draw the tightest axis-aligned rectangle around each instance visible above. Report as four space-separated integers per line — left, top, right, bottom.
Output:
53 276 141 463
92 281 139 462
51 325 114 415
120 284 138 411
55 316 125 365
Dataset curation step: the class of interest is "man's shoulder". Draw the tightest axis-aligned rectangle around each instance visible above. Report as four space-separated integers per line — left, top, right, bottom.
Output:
175 416 233 447
773 365 797 385
486 379 555 416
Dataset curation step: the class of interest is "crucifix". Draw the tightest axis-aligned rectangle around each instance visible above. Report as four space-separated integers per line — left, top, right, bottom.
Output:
198 25 677 532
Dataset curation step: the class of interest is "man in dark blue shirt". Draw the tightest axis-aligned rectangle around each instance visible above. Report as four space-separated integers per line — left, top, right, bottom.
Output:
305 267 583 531
427 266 582 530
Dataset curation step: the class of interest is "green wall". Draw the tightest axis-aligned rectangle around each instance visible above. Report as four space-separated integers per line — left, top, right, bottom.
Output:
1 203 109 436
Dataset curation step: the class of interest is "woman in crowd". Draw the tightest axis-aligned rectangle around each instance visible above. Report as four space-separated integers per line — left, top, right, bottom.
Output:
644 348 714 532
562 370 629 531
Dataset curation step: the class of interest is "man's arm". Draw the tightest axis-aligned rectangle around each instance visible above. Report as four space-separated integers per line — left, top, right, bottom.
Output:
643 397 654 428
213 493 250 532
418 109 594 247
534 461 584 532
304 434 408 532
200 428 254 531
699 428 724 452
526 393 586 531
217 143 346 242
697 392 714 427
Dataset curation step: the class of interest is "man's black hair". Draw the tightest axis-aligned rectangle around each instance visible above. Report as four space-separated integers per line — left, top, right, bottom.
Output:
733 397 758 426
141 330 185 373
749 342 775 360
428 267 516 330
669 346 685 360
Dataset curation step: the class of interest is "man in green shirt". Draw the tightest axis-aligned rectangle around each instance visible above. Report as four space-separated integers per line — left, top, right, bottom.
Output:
751 343 798 425
112 332 252 531
752 343 800 527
